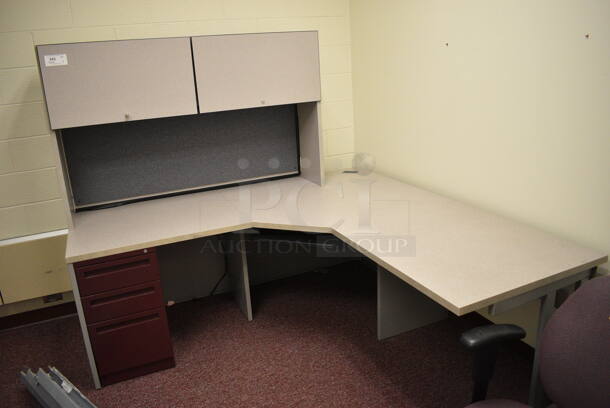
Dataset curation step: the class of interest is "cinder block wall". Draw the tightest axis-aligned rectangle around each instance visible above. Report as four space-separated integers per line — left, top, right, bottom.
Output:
0 0 356 309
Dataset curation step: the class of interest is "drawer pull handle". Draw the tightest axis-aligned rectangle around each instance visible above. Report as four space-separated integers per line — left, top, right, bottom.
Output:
83 259 150 278
96 313 159 335
90 287 156 307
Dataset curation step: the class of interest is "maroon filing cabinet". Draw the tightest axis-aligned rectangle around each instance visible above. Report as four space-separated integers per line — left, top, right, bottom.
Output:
74 247 174 386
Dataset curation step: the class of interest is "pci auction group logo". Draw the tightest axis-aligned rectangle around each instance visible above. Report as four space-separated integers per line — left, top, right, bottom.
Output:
229 152 415 257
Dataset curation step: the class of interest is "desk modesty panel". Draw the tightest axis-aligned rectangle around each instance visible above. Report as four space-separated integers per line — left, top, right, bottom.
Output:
65 172 607 316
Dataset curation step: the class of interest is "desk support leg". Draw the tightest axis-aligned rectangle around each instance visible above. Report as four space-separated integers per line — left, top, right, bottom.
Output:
68 264 102 389
377 266 448 340
528 290 555 408
225 231 253 321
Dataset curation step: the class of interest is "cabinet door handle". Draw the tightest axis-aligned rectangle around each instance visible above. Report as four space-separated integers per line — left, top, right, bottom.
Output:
79 255 151 278
89 286 156 307
95 313 159 335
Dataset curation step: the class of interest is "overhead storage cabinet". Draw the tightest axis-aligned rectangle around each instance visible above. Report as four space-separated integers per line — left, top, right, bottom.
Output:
37 38 198 129
192 31 321 113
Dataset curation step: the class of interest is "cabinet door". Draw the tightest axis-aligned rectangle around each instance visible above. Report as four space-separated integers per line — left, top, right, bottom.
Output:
192 31 321 113
37 38 198 129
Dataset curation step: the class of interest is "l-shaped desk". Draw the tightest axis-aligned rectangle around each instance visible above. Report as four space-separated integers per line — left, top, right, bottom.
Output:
65 172 606 406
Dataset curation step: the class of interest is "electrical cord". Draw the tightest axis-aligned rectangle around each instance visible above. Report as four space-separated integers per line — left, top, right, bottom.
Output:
209 271 228 297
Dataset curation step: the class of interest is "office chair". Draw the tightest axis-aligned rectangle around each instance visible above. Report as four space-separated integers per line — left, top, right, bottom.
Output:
460 275 610 408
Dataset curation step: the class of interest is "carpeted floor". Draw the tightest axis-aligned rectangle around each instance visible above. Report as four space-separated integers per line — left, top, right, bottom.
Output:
0 264 531 407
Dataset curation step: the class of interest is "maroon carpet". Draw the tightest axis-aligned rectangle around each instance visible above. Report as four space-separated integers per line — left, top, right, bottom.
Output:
0 264 531 407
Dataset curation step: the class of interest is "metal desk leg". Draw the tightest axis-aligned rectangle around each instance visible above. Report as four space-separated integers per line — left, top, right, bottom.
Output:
224 231 253 321
527 267 596 407
377 266 448 340
68 264 102 389
528 290 556 408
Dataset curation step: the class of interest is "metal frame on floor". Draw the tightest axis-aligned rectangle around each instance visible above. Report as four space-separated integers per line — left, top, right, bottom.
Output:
21 366 97 408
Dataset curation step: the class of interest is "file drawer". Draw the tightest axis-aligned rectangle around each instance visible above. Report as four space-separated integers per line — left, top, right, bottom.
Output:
74 249 159 296
88 307 174 385
75 248 155 267
81 280 164 324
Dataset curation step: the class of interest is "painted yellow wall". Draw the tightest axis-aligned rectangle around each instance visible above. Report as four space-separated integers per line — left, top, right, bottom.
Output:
350 0 609 344
0 0 355 307
350 0 608 270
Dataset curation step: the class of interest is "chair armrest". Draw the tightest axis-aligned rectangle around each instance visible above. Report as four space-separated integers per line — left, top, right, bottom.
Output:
460 324 526 403
460 324 526 350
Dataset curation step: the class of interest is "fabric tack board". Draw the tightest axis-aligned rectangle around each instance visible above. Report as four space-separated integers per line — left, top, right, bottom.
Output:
61 105 300 208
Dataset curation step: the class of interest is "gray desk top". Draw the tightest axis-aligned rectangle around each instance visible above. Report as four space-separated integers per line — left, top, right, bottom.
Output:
66 172 607 315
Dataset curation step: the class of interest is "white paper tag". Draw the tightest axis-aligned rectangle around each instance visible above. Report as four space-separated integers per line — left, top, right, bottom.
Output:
44 54 68 67
61 380 73 393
